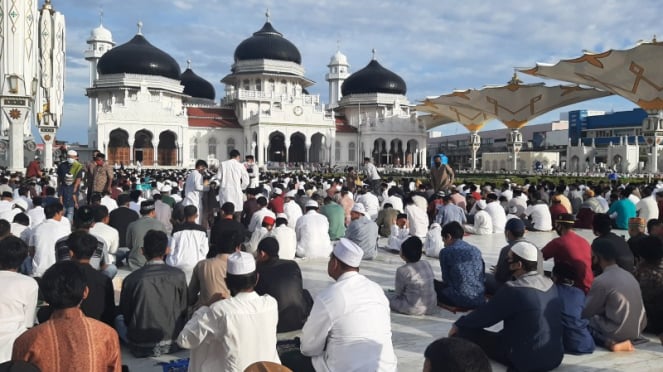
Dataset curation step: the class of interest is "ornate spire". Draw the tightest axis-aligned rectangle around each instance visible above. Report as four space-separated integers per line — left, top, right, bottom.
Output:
99 6 104 26
187 59 192 69
137 21 143 35
265 8 271 23
371 48 377 60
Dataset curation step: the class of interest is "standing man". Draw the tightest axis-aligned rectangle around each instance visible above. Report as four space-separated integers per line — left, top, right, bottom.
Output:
430 155 454 193
184 160 208 225
362 157 381 195
300 238 397 372
87 153 113 205
217 150 250 221
56 149 83 195
244 155 260 189
25 156 42 179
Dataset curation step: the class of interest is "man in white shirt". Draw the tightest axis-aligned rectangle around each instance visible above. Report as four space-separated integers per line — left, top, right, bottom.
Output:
244 155 260 189
356 187 380 221
382 188 404 213
89 205 121 266
177 251 280 371
29 202 71 277
484 193 506 233
387 213 409 252
271 214 297 260
301 238 397 372
183 160 208 225
636 187 658 223
100 191 118 212
248 197 276 234
362 157 381 195
464 200 493 235
0 236 39 363
295 200 332 258
283 190 303 228
26 197 45 228
167 206 209 283
216 150 250 220
404 196 428 243
524 200 553 232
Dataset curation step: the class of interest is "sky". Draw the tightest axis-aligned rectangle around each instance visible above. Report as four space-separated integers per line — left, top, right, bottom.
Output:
46 0 661 143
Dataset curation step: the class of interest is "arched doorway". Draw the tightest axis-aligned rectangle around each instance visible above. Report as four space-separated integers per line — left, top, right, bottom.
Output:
390 139 403 167
134 130 154 166
268 132 286 162
309 133 325 163
289 132 306 163
405 139 419 167
108 129 130 166
158 131 177 166
373 138 386 165
570 156 580 172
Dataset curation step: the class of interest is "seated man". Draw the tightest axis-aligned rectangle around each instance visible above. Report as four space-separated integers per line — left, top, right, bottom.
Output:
245 216 275 255
552 262 595 355
591 213 635 274
177 251 280 371
463 200 493 235
423 222 443 258
386 213 409 252
0 237 38 363
435 221 485 309
118 230 188 357
255 237 313 333
634 235 663 344
344 203 378 259
295 200 332 259
300 239 397 372
166 205 209 283
12 261 121 371
271 214 297 260
582 238 647 351
450 242 564 371
388 236 437 315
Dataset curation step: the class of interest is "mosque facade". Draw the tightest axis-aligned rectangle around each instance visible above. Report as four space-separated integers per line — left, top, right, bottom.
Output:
85 16 428 169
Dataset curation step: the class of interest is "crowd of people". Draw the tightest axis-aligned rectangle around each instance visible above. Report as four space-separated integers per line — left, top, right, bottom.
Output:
0 150 662 372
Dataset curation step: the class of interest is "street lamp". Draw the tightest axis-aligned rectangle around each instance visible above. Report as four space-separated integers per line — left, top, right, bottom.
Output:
7 75 19 94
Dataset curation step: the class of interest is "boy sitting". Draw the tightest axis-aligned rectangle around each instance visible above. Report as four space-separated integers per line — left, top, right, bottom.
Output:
386 213 409 252
388 236 437 315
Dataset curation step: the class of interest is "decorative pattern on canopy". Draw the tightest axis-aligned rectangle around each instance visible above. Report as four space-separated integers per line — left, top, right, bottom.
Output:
520 39 663 110
416 100 494 132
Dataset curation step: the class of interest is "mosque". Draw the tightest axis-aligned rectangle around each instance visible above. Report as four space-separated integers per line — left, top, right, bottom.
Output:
84 13 428 169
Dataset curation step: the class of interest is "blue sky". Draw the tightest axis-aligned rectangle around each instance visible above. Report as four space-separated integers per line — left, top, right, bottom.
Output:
49 0 659 143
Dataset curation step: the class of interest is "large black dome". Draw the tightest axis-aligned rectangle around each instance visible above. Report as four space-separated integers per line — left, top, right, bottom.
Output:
234 22 301 64
181 67 215 100
341 59 407 96
97 34 181 80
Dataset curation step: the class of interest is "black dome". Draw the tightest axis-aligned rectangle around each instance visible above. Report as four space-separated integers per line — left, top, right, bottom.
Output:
97 34 181 80
234 22 301 64
181 68 215 100
341 59 407 96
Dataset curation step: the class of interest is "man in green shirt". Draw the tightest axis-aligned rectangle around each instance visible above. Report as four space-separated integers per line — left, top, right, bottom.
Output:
321 196 346 240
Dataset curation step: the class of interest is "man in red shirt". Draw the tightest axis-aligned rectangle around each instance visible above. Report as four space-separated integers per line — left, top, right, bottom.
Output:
25 156 42 178
542 213 594 293
268 187 285 214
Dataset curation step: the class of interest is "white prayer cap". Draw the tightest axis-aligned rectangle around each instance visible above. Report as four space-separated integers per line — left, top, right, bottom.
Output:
510 241 538 262
350 203 366 215
273 187 282 195
160 185 172 193
475 200 487 210
305 200 319 208
333 238 363 267
285 190 297 198
67 149 77 157
13 198 27 211
227 251 256 275
276 213 288 220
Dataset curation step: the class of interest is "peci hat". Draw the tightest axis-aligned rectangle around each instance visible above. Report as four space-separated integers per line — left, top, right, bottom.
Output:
13 198 27 211
333 238 364 267
262 216 275 225
140 200 156 214
160 185 172 193
505 218 525 233
227 251 256 275
510 241 539 262
276 213 288 220
273 187 282 195
555 213 575 224
475 200 487 210
285 190 297 198
350 203 366 215
66 149 77 157
305 200 319 208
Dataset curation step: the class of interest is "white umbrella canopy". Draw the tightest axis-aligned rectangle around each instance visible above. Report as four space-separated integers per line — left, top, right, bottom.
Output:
416 100 494 132
416 113 454 130
520 39 663 110
428 74 612 129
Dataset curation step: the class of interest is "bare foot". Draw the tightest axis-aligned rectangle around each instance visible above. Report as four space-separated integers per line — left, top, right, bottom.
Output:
609 340 634 352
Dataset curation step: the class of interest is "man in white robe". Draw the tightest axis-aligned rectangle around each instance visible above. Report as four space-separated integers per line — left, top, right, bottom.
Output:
183 160 208 224
216 150 250 220
464 200 493 235
295 200 332 258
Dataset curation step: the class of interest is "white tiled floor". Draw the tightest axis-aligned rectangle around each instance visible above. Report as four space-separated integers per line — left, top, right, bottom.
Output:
122 228 663 371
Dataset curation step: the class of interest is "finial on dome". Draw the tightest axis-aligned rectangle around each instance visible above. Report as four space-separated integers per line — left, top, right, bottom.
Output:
99 7 104 26
371 48 376 60
336 40 341 52
137 21 143 35
187 59 192 69
265 8 271 22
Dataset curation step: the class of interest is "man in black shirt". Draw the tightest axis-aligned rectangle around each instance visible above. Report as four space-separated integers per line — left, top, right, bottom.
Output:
209 202 247 258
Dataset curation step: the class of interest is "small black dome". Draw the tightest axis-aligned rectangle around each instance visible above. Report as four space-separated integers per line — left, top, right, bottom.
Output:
97 34 181 80
181 68 215 100
341 59 407 96
234 22 301 64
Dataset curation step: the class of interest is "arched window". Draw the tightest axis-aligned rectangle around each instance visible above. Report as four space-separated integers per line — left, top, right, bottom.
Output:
191 138 198 159
227 138 236 157
335 141 341 161
242 79 250 90
255 79 262 92
208 137 217 158
348 142 356 162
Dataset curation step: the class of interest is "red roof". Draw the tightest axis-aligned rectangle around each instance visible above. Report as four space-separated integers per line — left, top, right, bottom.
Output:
335 117 357 133
187 107 242 129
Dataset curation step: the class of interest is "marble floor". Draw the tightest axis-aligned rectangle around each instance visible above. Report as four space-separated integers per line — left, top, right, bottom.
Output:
120 228 663 371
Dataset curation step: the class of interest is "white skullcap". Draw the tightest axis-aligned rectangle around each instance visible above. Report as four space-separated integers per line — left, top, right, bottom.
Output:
13 198 27 211
227 251 256 275
285 190 297 198
276 213 288 220
305 200 319 208
475 200 487 210
67 149 77 157
510 241 538 262
333 238 363 267
160 185 172 193
273 187 282 195
351 203 366 215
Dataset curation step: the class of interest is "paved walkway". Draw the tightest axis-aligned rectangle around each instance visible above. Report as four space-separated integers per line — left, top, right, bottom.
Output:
120 228 663 371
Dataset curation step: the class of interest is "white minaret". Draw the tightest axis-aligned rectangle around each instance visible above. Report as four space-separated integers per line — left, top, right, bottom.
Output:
84 11 114 149
325 45 349 109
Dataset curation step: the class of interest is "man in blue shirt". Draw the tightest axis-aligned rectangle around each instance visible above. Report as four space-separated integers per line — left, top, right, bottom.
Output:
450 241 564 372
606 189 636 230
434 221 485 309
